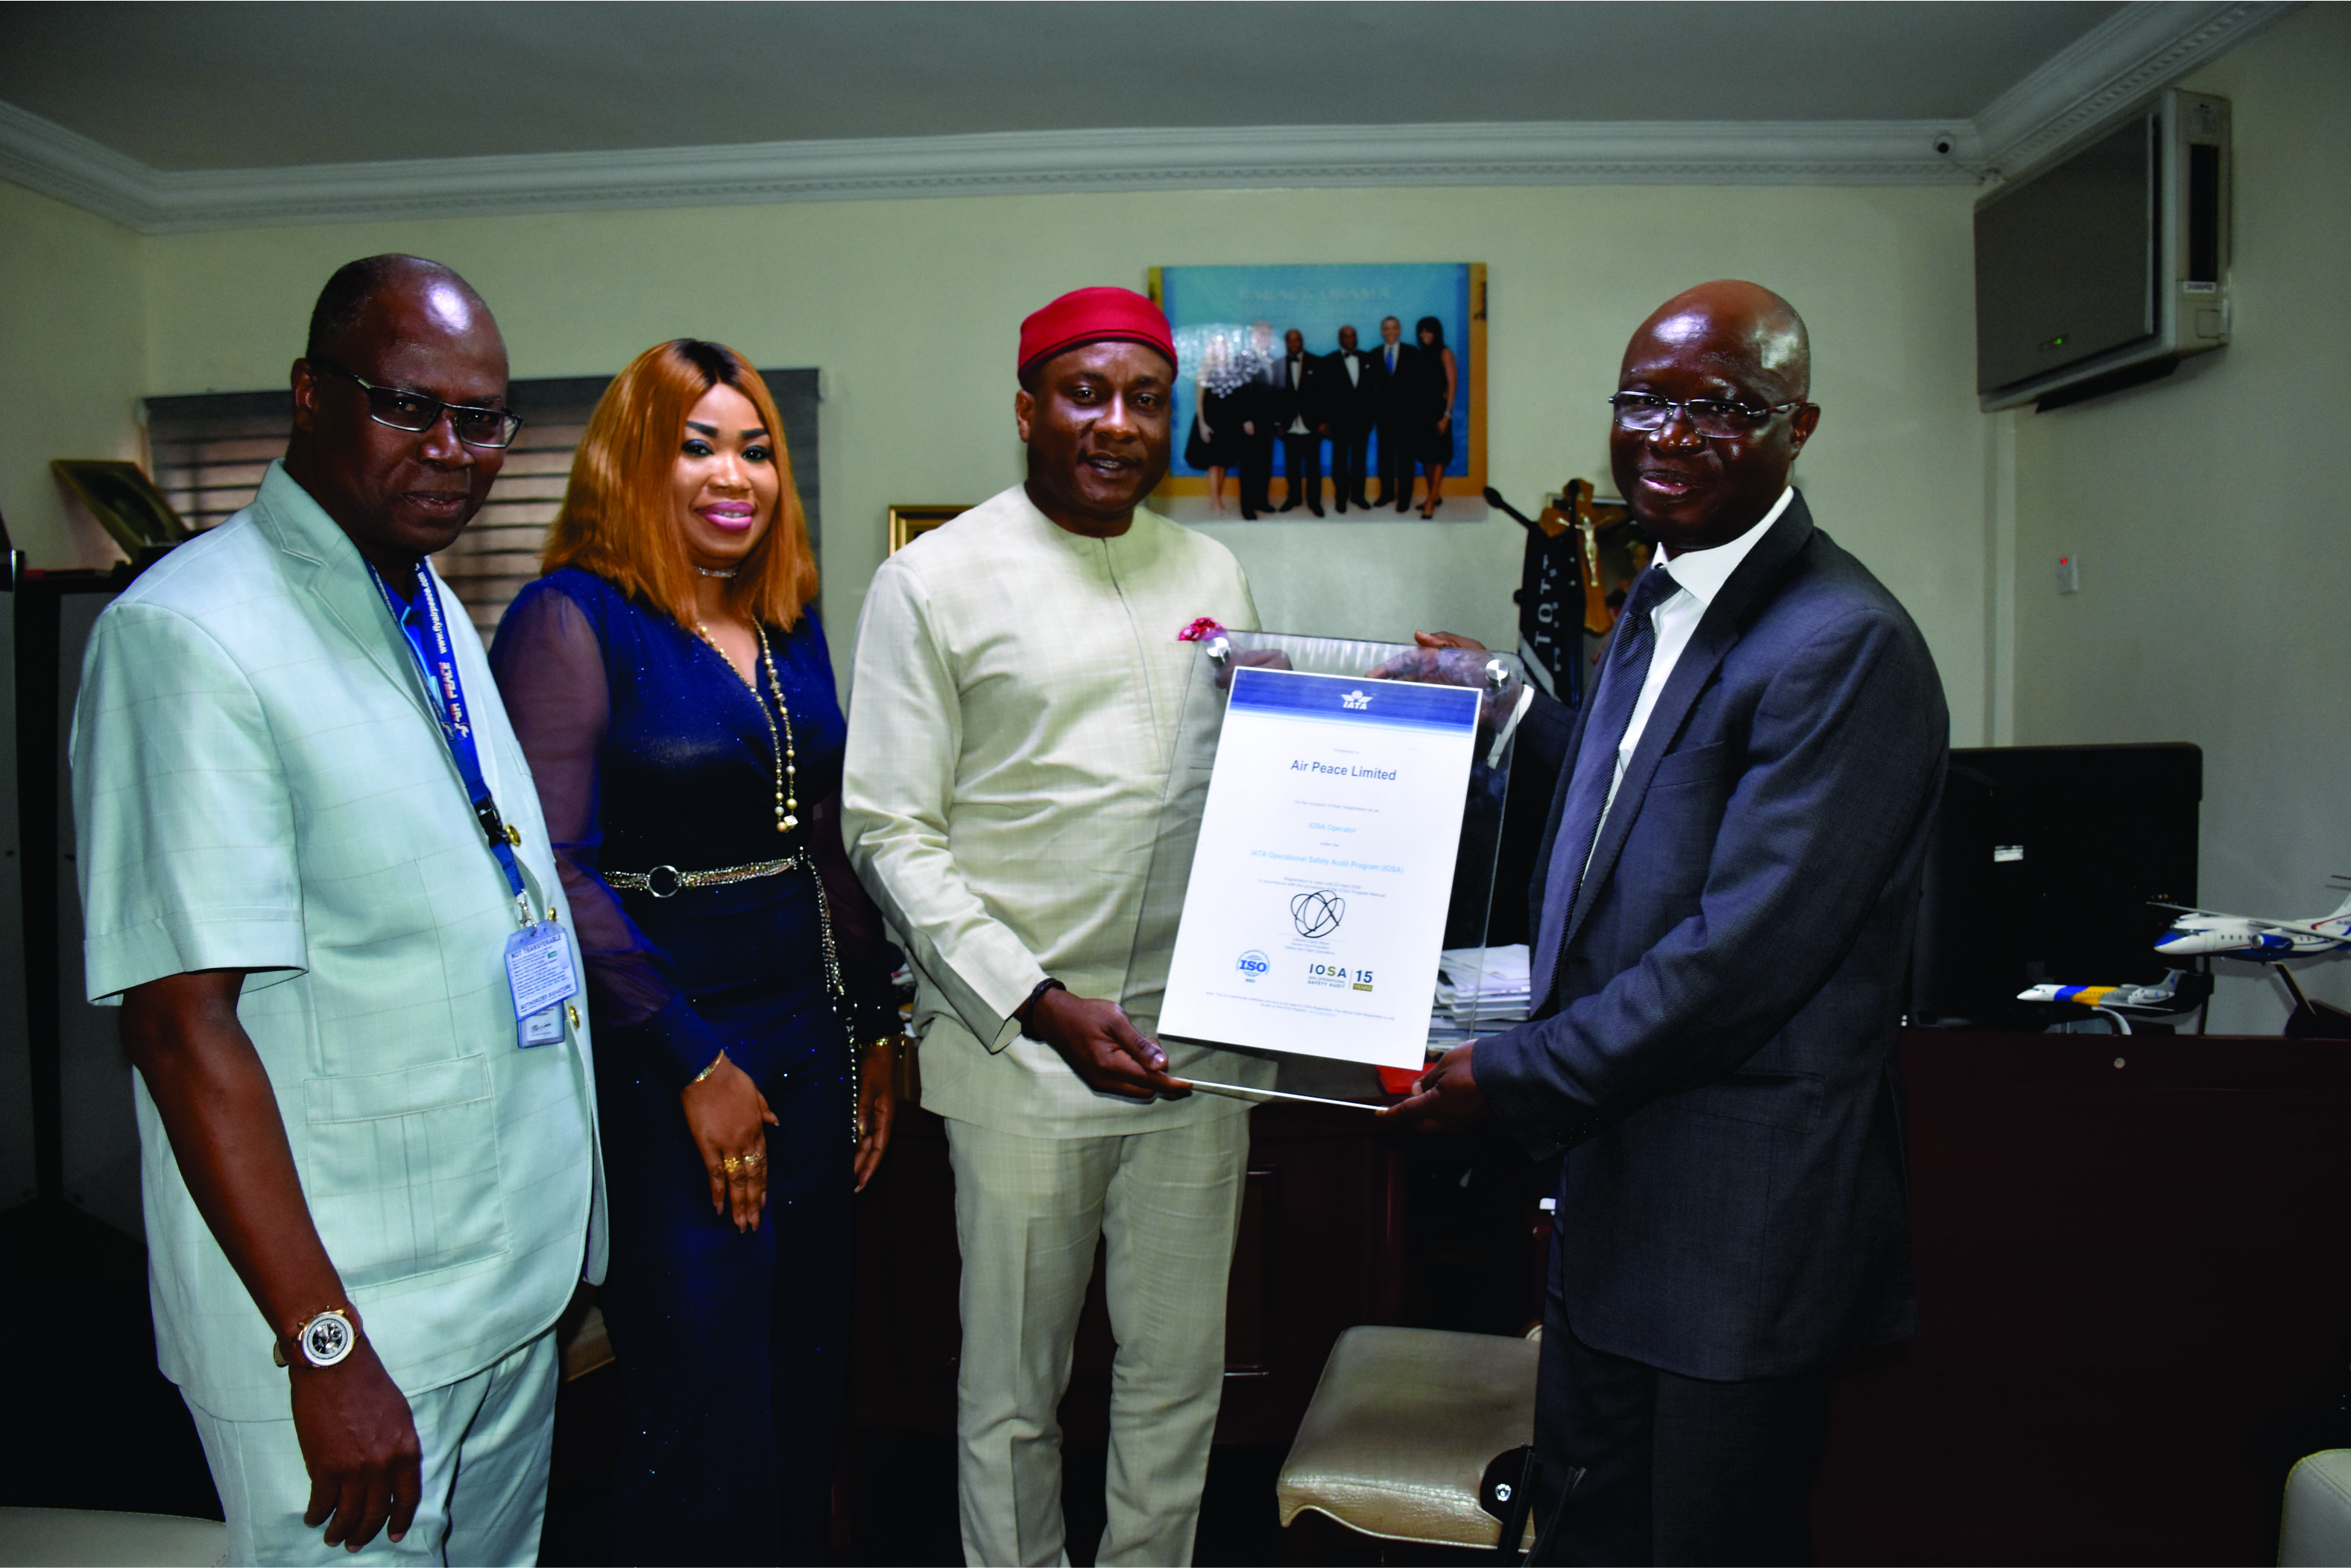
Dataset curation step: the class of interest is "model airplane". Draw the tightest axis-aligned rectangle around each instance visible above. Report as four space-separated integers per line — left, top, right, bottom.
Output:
2150 882 2351 960
2017 969 2210 1015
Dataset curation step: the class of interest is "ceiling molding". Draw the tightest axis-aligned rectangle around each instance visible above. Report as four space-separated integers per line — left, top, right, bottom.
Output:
1971 0 2298 179
0 113 1982 233
0 98 160 230
0 1 2296 235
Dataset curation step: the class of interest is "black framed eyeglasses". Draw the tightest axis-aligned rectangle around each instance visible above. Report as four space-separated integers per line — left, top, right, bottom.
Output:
312 361 525 449
1607 392 1807 439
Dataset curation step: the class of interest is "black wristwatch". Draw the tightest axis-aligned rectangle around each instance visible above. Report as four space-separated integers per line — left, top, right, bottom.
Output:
1014 977 1067 1031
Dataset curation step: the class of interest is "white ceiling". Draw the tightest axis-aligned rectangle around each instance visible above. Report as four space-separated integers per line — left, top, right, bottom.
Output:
0 1 2127 166
0 1 2294 232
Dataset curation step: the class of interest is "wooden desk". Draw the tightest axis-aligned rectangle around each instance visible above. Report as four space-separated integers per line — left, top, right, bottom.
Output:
1814 1031 2351 1564
845 1033 2351 1563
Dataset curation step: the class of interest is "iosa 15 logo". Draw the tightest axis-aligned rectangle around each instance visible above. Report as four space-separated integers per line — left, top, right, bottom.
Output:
1306 962 1375 991
1236 950 1270 983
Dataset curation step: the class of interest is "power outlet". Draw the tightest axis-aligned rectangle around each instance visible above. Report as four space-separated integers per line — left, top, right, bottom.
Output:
2057 554 2080 594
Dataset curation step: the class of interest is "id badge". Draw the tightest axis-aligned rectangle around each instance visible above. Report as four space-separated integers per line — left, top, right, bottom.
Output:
505 920 580 1049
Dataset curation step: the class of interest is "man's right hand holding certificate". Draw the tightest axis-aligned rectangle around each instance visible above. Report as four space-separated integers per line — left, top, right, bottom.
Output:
1018 982 1191 1100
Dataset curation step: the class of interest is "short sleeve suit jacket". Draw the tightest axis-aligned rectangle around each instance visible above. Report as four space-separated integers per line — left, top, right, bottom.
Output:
71 462 605 1422
1478 493 1947 1381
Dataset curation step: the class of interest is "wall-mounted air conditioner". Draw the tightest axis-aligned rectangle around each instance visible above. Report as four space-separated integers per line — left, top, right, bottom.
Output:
1975 89 2231 413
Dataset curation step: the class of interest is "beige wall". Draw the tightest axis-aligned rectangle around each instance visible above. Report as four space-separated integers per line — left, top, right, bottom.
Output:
7 16 2342 1039
0 180 147 568
0 179 1991 736
2006 2 2351 1029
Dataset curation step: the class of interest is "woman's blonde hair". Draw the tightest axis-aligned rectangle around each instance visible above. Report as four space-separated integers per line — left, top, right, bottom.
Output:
543 339 817 630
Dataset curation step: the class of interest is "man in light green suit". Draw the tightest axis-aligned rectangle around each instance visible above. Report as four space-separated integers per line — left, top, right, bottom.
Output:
71 256 602 1566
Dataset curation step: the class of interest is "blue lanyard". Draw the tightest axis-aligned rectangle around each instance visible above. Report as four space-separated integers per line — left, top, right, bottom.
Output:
368 560 533 926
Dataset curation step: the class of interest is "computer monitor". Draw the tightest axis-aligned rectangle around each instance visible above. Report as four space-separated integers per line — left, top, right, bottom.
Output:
1910 744 2201 1031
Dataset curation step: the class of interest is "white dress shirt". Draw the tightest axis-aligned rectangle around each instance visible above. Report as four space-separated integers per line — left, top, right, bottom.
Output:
1589 486 1795 856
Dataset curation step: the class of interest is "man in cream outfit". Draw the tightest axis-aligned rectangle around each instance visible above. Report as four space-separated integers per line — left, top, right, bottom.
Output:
72 256 601 1565
845 287 1274 1566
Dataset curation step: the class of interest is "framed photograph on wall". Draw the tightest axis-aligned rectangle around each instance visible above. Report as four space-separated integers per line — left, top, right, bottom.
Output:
887 503 968 554
51 458 192 556
1149 263 1485 518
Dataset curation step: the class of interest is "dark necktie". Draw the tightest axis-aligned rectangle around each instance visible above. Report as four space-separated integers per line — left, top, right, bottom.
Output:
1386 345 1396 373
1530 565 1681 1008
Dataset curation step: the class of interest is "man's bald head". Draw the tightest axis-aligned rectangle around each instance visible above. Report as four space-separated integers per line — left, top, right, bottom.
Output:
285 256 509 582
1624 280 1811 404
1611 279 1820 555
306 255 492 367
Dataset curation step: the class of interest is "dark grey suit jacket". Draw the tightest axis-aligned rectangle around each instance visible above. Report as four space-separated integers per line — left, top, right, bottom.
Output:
1478 492 1947 1380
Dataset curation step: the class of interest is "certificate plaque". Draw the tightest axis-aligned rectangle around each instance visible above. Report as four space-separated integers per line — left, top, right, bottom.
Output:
1130 632 1527 1074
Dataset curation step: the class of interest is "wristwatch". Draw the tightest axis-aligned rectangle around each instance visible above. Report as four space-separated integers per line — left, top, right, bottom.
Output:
1014 977 1067 1031
272 1306 360 1369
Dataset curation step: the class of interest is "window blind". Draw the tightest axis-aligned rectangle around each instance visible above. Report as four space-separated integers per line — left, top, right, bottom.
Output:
145 368 822 640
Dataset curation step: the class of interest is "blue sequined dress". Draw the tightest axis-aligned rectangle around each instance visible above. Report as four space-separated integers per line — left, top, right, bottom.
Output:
491 567 895 1566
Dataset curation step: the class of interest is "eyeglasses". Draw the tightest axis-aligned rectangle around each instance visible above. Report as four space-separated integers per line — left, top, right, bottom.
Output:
1607 392 1807 439
312 362 526 450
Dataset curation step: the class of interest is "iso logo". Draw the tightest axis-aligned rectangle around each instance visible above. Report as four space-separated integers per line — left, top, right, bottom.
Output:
1236 949 1270 983
1290 890 1345 938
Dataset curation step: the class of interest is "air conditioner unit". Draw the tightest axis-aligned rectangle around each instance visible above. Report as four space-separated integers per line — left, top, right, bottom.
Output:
1975 89 2230 412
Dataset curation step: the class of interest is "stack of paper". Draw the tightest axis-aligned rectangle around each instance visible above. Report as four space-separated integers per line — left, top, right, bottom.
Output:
1427 944 1533 1052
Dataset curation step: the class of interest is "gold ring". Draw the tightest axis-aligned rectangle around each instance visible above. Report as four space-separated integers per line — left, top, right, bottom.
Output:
742 1150 765 1168
722 1154 742 1173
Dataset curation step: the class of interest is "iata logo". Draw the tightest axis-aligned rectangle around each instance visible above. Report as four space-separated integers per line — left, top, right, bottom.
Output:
1340 689 1372 710
1236 949 1269 983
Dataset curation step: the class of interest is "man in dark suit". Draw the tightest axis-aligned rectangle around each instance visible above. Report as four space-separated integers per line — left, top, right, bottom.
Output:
1270 328 1327 514
1364 314 1420 511
1325 324 1378 512
1385 280 1948 1564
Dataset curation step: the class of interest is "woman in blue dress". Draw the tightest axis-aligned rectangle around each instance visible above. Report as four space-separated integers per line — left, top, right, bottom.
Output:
490 339 898 1565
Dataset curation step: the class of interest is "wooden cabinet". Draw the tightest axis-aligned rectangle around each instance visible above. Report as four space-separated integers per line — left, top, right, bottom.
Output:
1811 1031 2351 1564
846 1032 2351 1562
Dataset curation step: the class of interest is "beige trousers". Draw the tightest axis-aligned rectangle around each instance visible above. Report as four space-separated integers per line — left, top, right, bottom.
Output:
945 1112 1250 1568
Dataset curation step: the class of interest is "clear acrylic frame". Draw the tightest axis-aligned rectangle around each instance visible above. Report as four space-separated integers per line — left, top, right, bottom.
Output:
1121 629 1530 1088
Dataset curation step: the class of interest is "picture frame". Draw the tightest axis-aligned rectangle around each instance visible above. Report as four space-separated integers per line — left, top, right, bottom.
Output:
887 504 968 554
1148 263 1486 514
51 458 192 555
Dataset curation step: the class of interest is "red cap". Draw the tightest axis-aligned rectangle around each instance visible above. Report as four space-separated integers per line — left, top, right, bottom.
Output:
1017 287 1177 377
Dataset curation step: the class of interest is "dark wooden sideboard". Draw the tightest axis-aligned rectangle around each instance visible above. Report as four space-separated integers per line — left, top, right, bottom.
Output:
1813 1031 2351 1564
848 1033 2351 1564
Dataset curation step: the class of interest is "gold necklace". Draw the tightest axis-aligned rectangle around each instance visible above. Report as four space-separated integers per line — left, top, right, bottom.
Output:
693 619 798 834
690 615 854 1144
